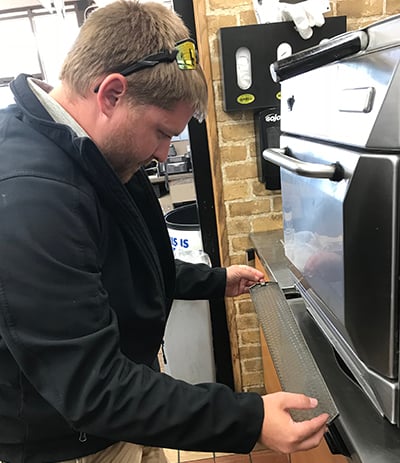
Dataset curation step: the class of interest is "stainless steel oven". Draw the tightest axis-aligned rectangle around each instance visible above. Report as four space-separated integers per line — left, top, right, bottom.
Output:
263 14 400 426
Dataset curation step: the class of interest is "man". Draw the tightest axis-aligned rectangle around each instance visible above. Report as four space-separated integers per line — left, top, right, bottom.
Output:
0 1 329 462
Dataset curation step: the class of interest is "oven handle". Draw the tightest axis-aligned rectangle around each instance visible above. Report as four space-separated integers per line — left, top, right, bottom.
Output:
263 148 344 181
270 30 369 83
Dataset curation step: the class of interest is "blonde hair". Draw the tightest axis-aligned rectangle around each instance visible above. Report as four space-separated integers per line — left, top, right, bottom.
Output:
60 0 207 120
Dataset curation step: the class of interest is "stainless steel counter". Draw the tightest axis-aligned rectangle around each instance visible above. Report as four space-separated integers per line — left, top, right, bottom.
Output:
250 230 400 463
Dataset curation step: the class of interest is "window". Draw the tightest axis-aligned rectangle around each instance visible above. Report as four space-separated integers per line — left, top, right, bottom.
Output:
0 2 81 108
0 0 174 109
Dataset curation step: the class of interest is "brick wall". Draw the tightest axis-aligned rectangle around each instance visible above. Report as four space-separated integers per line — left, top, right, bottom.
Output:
194 0 400 393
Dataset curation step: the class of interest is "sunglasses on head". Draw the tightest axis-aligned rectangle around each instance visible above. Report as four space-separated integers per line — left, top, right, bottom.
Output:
93 39 198 93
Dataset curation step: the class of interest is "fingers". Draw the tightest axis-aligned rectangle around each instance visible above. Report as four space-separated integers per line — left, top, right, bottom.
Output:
225 265 265 296
293 412 330 440
234 264 265 282
259 392 330 454
279 392 318 410
290 414 329 452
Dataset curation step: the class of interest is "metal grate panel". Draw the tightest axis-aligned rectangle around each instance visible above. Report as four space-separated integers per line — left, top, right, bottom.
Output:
250 281 338 423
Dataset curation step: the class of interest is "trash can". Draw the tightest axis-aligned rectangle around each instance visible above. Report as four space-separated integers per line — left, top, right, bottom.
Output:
163 296 216 384
163 206 216 384
164 202 203 253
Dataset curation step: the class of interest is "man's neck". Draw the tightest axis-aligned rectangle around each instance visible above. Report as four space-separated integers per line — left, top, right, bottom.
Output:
29 79 89 138
49 84 92 137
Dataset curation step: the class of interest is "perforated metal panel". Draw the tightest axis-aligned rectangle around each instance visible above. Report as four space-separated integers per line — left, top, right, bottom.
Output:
250 281 338 423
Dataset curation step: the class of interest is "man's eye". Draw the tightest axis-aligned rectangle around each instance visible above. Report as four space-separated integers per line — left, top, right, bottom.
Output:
159 131 171 140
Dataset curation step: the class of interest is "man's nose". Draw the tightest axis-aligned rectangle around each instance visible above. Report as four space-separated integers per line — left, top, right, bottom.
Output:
154 142 171 163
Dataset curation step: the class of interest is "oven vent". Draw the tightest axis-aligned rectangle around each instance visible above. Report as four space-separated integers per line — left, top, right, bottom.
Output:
250 281 338 423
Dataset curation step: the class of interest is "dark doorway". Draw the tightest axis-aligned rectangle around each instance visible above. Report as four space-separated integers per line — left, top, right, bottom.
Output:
172 0 234 389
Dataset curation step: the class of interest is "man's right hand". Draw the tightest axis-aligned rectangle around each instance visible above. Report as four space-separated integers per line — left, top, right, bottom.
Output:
258 392 330 454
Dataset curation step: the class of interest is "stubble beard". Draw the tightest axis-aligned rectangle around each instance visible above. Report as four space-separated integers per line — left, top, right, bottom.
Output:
99 128 141 184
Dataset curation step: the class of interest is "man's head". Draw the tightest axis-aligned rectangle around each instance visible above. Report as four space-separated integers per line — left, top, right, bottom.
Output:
60 0 207 120
56 1 207 182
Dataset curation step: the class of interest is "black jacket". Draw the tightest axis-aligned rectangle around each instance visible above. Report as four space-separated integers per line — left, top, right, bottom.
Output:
0 75 263 463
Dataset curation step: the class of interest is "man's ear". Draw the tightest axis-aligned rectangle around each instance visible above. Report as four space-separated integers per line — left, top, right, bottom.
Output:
95 73 127 116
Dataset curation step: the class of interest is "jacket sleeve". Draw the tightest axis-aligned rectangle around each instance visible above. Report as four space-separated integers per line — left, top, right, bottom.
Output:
174 259 226 300
0 176 263 454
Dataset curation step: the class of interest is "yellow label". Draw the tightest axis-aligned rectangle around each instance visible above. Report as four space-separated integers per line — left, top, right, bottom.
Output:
276 91 281 100
237 93 255 105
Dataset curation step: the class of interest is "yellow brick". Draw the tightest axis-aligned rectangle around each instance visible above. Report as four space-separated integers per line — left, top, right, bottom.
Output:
213 81 224 109
387 0 400 14
252 214 283 233
240 9 257 25
272 195 282 212
223 181 250 200
227 217 252 235
242 111 255 123
209 0 249 9
252 180 275 197
237 299 256 314
211 59 222 81
220 123 255 143
224 163 258 181
210 35 221 60
239 345 262 359
229 254 247 265
231 235 252 252
219 145 248 162
240 329 262 344
337 0 383 17
207 14 237 34
242 371 264 387
243 358 264 373
229 199 271 217
346 17 379 31
244 385 266 394
236 313 259 330
216 108 246 124
249 141 256 158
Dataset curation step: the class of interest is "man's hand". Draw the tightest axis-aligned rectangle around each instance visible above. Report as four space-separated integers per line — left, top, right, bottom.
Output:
225 265 264 297
259 392 329 454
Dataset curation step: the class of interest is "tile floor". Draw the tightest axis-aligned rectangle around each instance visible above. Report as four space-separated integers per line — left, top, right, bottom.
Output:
163 447 284 463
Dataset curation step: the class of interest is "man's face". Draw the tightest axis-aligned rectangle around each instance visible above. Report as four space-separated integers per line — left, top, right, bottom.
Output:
99 100 194 183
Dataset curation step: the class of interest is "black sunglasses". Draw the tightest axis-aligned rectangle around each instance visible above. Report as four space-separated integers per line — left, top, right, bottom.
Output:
93 39 198 93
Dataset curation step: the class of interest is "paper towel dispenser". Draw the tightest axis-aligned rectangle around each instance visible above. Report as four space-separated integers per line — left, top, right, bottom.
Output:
218 16 346 112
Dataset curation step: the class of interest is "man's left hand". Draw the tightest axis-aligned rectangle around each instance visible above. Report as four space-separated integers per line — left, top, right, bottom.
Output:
225 265 265 297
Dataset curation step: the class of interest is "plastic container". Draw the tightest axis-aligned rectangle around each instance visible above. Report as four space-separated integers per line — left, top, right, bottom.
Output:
164 203 203 252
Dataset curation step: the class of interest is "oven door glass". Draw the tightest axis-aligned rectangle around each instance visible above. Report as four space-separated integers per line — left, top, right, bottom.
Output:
280 135 400 381
280 136 352 324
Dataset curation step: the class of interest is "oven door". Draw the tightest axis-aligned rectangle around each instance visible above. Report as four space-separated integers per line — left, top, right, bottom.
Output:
264 136 400 423
264 135 400 381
